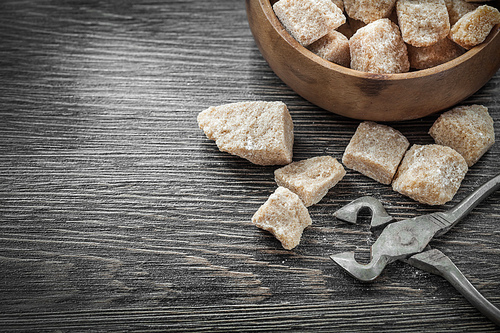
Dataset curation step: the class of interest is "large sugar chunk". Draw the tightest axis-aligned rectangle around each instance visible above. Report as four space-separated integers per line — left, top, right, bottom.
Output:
449 5 500 49
396 0 451 47
344 0 397 24
252 187 312 250
349 18 410 74
444 0 478 26
429 105 495 166
308 30 350 67
273 0 346 46
407 37 465 69
275 156 346 207
392 144 468 205
198 101 294 166
343 121 410 185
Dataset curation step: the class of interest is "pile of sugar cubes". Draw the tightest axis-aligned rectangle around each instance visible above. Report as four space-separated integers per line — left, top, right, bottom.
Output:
197 1 500 249
198 101 495 249
272 0 500 73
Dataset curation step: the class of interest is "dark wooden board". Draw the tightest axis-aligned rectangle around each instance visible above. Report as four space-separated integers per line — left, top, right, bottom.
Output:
1 1 499 331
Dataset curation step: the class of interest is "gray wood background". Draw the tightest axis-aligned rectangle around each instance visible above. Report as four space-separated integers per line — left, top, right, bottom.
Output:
0 1 499 331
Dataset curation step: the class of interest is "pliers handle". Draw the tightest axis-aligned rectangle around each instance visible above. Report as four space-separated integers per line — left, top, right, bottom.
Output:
407 249 500 326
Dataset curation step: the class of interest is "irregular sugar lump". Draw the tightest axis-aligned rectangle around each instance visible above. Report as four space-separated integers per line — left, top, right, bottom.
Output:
197 101 294 166
308 30 350 67
274 156 346 207
407 37 465 69
344 0 397 24
252 186 312 250
396 0 451 47
392 144 468 206
429 105 495 167
342 121 410 185
449 5 500 49
444 0 478 26
349 18 410 74
273 0 346 46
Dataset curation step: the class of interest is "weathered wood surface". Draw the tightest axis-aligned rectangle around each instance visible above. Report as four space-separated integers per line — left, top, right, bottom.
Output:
0 1 499 331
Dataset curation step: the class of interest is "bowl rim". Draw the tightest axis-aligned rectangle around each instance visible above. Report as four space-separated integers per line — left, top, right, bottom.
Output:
259 0 500 81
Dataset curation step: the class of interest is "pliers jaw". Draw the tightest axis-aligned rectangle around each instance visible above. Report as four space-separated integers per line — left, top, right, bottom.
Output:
333 196 394 230
330 251 391 282
331 196 395 282
331 207 441 282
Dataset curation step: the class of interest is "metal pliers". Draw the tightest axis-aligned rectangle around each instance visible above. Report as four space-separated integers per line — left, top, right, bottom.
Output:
330 174 500 325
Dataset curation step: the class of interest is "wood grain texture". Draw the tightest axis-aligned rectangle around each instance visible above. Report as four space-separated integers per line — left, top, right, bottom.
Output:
0 0 499 331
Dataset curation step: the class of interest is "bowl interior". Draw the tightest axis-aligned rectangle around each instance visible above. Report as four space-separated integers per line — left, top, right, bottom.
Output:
249 0 500 121
263 0 500 80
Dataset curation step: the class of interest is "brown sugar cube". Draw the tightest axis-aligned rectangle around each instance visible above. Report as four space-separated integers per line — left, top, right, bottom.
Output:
319 0 347 26
308 30 350 67
342 121 410 185
444 0 478 26
407 37 465 69
349 19 410 74
252 187 312 250
344 0 397 24
273 0 346 46
274 156 346 207
449 5 500 49
198 101 293 166
429 105 495 166
396 0 451 47
392 144 468 205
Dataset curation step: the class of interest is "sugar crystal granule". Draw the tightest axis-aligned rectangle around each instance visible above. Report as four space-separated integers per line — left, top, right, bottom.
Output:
308 30 350 67
396 0 451 47
275 156 346 206
349 18 410 73
392 144 468 205
449 5 500 49
407 37 465 69
444 0 478 26
252 187 312 250
429 105 495 166
343 121 410 185
198 101 294 165
344 0 397 24
273 0 346 46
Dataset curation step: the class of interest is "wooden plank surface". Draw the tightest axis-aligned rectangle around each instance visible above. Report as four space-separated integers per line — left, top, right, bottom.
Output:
0 0 499 331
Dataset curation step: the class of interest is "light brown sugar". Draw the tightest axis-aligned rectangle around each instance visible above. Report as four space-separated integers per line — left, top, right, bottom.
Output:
275 156 346 207
198 101 294 165
252 187 312 250
343 121 410 185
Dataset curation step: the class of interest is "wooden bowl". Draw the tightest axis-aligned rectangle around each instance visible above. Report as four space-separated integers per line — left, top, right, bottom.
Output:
246 0 500 121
